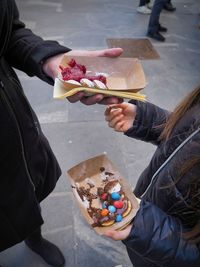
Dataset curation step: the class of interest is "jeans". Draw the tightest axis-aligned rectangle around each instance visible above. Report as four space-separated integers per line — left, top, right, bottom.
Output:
139 0 150 6
147 0 168 34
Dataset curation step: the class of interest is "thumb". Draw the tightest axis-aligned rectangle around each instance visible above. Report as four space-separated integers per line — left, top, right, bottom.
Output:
102 48 123 57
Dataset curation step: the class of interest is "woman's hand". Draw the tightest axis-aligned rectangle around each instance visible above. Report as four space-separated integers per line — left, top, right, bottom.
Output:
42 48 124 105
103 198 140 240
103 223 133 241
105 103 137 132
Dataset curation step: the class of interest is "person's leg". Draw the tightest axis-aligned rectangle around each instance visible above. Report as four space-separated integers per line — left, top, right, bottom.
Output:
163 0 176 11
146 0 153 9
137 0 151 14
147 0 167 41
138 0 147 6
25 225 65 267
148 0 167 33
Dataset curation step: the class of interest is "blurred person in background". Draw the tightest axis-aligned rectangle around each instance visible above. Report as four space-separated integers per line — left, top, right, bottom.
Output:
137 0 176 41
146 0 168 41
137 0 175 14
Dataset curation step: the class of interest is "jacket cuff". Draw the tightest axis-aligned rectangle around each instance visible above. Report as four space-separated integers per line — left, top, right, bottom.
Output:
24 41 71 85
124 100 145 139
122 199 149 247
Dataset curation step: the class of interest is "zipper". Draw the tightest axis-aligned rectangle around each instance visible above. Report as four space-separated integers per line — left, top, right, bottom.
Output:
140 126 200 199
0 80 35 191
8 75 41 135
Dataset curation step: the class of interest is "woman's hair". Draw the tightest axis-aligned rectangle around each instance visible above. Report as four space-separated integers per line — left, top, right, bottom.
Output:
160 85 200 140
160 85 200 243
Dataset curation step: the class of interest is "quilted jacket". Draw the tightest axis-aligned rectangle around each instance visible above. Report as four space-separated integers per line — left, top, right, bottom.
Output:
123 100 200 267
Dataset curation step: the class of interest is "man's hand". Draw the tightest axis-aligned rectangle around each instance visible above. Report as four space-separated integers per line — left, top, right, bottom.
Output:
42 48 124 105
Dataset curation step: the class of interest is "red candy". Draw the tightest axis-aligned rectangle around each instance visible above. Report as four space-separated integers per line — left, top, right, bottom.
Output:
113 200 124 209
100 193 108 201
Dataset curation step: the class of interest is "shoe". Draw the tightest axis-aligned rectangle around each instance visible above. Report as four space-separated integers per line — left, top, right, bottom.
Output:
25 237 65 267
137 5 151 14
147 3 153 9
158 25 168 32
147 32 165 42
164 3 176 12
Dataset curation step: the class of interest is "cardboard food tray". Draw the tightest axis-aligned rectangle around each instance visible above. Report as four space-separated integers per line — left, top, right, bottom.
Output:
53 55 146 101
67 154 140 235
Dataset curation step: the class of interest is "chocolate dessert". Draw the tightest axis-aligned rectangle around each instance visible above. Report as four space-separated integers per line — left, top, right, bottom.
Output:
74 167 132 228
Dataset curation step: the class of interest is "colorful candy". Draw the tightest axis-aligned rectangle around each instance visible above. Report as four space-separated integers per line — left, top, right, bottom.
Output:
100 193 108 201
108 205 116 213
115 214 122 222
111 192 121 200
113 200 124 209
102 201 108 209
101 209 109 217
98 186 126 223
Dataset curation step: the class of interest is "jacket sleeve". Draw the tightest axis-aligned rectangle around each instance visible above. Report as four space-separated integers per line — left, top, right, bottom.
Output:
124 100 170 145
5 0 71 84
123 200 200 267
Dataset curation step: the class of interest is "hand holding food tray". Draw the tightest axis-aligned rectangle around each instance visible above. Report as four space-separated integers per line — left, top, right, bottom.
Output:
67 154 140 235
53 55 147 101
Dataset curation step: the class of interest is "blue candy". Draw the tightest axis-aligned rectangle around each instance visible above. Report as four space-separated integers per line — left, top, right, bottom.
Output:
108 205 116 213
111 192 121 200
102 202 107 209
115 214 122 222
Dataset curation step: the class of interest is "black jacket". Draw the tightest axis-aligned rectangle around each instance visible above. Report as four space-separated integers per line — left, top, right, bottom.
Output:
0 0 70 251
123 100 200 266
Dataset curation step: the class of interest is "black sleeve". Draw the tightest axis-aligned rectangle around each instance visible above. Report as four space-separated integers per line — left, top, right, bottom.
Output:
5 0 71 84
124 100 170 145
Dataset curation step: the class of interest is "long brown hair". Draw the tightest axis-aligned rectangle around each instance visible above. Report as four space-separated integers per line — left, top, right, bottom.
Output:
160 85 200 140
160 85 200 243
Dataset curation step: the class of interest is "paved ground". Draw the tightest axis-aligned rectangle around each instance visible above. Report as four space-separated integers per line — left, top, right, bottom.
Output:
0 0 200 266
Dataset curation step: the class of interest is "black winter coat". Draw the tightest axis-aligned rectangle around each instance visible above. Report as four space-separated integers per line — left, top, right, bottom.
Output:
0 0 70 251
123 100 200 266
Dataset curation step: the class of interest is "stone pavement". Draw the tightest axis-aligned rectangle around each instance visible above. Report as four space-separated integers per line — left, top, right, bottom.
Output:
0 0 200 266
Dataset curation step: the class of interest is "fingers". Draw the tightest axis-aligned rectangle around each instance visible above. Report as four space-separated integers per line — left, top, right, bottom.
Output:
108 114 124 128
114 121 125 132
104 102 123 115
67 93 123 105
105 108 125 132
104 224 132 241
98 97 123 105
105 102 130 115
80 95 122 105
67 93 104 105
80 94 104 105
104 106 112 116
67 92 85 103
105 107 122 121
